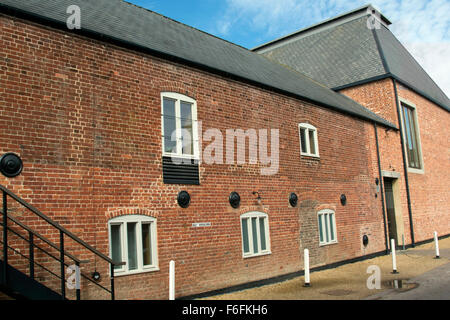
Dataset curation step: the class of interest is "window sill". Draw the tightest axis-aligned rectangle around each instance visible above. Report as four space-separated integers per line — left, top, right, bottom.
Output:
162 153 200 161
113 266 160 277
407 167 424 175
243 251 272 259
319 241 338 247
301 154 320 160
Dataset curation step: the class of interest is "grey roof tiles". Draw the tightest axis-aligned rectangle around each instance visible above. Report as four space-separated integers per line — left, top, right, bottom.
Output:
0 0 397 127
255 9 450 112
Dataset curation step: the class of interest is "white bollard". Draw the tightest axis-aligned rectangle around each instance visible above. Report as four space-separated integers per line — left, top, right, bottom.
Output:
303 249 310 287
434 231 440 259
169 260 175 300
391 239 399 274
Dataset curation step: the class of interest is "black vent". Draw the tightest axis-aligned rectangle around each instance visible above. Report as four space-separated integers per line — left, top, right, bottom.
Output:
162 156 200 185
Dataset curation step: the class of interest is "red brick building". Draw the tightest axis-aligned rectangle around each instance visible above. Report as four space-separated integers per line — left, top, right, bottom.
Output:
254 5 450 249
0 1 448 300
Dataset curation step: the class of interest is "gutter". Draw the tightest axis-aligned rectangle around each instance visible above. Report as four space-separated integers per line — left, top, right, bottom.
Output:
374 123 389 254
333 75 450 114
392 78 415 247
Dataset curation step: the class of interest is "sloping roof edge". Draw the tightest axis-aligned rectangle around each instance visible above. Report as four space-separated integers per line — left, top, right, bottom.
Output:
252 4 391 52
0 1 397 129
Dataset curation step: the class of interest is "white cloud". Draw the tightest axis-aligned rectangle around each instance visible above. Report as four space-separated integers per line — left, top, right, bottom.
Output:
372 0 450 97
217 0 450 97
403 42 450 98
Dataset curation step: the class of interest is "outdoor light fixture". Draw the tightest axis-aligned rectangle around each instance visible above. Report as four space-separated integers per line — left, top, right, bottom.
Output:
177 191 191 208
252 191 262 205
289 193 298 207
0 153 23 178
92 271 101 282
229 192 240 209
340 194 347 206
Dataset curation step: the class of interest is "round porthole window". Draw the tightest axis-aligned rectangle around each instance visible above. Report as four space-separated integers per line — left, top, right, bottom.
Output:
0 153 23 178
229 192 240 209
177 191 191 208
363 235 369 247
289 193 298 207
340 194 347 206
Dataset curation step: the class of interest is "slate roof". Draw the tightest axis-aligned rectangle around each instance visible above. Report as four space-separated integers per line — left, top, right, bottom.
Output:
374 25 450 112
0 0 396 128
253 5 450 112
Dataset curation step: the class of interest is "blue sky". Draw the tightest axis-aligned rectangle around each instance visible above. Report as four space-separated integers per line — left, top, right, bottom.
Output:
129 0 449 96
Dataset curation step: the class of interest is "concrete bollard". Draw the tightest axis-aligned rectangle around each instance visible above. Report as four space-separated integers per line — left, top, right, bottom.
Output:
303 249 311 287
391 239 399 274
434 231 440 259
169 260 175 300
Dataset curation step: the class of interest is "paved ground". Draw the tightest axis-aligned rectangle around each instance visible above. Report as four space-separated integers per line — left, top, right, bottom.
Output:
365 247 450 300
365 261 450 300
204 237 450 300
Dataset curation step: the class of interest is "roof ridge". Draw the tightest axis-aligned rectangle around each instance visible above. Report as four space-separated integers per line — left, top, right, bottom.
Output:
252 4 391 52
371 24 390 75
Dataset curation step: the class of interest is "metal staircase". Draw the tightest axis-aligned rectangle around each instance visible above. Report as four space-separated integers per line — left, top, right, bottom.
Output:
0 184 124 300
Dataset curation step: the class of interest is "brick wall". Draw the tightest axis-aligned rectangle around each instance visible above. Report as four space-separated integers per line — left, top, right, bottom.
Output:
395 83 450 242
1 14 388 299
340 79 450 246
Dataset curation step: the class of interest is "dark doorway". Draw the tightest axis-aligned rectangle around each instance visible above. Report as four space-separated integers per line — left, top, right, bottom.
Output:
384 177 397 247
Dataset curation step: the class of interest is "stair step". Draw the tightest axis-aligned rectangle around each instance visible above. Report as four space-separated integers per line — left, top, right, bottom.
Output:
1 260 64 300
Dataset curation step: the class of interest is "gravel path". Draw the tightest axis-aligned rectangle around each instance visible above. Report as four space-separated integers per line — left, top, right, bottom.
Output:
203 237 450 300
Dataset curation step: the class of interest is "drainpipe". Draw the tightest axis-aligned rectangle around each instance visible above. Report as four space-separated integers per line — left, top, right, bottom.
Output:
392 79 415 247
374 123 389 254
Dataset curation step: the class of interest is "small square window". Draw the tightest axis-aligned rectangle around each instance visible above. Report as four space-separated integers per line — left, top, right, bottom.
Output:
318 209 337 246
109 215 159 276
299 123 319 157
161 92 199 159
241 212 271 258
400 101 423 171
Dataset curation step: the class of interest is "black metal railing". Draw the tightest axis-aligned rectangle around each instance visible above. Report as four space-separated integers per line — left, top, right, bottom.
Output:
0 184 124 300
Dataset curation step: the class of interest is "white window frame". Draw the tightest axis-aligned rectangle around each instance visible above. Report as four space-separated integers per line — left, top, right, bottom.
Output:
161 92 200 160
108 215 159 276
298 123 320 158
398 98 424 174
240 211 271 258
317 209 337 246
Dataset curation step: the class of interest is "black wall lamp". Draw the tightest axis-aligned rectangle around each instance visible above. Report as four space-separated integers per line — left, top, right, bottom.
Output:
252 191 262 205
0 153 23 178
92 271 101 282
375 177 380 194
177 191 191 208
289 193 298 207
229 192 240 209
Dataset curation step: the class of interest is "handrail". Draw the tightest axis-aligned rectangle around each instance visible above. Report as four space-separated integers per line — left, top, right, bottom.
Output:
3 214 84 264
6 224 78 268
0 239 63 281
1 184 125 300
0 185 124 267
0 239 112 295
